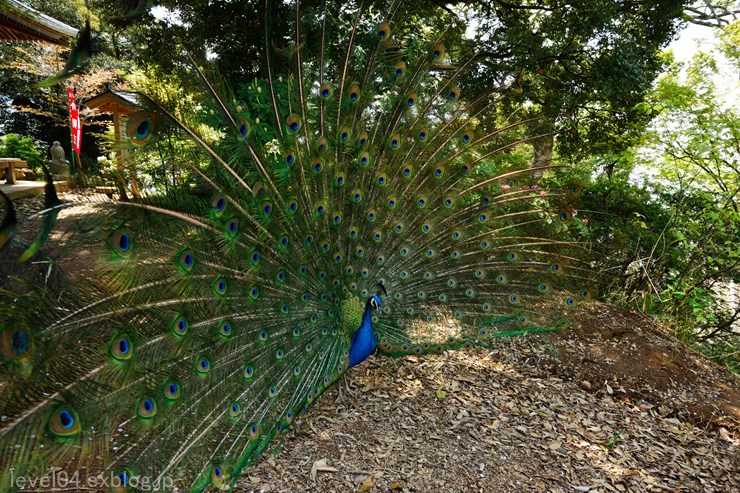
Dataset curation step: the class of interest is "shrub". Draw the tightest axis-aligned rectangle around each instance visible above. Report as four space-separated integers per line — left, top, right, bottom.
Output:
0 133 45 172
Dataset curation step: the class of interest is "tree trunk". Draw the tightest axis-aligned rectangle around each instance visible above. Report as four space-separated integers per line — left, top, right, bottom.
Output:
531 133 553 179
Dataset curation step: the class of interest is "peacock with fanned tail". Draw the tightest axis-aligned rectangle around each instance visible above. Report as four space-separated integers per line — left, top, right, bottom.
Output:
0 1 596 491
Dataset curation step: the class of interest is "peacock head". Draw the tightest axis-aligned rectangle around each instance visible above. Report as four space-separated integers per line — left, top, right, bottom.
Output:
366 295 382 311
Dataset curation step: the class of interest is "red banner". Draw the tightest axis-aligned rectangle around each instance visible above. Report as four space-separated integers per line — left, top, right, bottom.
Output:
67 87 81 162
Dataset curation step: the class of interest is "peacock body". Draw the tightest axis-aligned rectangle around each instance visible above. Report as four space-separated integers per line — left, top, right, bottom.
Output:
0 1 593 491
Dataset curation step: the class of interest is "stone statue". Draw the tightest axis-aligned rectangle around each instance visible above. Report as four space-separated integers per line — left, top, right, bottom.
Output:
48 141 70 179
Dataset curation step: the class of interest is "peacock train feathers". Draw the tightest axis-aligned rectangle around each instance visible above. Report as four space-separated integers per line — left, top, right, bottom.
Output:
0 1 596 491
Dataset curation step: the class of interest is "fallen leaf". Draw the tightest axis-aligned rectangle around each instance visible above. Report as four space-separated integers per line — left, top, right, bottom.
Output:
718 427 731 442
310 459 338 481
358 475 375 492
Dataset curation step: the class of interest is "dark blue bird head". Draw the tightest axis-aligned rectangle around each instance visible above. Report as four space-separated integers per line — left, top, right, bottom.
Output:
366 295 382 311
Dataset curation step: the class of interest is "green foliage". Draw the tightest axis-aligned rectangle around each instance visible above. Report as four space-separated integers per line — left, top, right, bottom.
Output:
581 44 740 371
0 133 45 171
460 0 689 160
719 20 740 67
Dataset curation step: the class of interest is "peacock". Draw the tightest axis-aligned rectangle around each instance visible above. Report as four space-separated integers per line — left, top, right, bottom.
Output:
0 1 595 491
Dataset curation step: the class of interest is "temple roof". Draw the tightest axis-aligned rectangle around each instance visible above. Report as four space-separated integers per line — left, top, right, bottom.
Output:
0 0 78 45
84 86 143 117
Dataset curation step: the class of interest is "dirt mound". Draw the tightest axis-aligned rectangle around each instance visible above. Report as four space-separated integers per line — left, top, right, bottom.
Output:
555 302 740 427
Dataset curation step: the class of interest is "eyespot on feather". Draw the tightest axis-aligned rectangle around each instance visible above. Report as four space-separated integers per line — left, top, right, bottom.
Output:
163 381 180 400
377 22 391 39
48 405 81 436
171 316 188 337
218 320 232 338
177 248 195 271
237 118 251 140
252 181 266 199
111 229 133 257
395 61 406 78
319 82 333 99
111 468 134 493
558 210 573 223
348 83 361 103
211 465 226 485
431 43 445 61
126 112 156 146
338 126 351 143
225 218 238 237
110 333 133 360
211 195 227 216
1 323 33 361
137 397 157 418
566 184 583 199
261 200 273 217
212 277 227 297
286 113 301 134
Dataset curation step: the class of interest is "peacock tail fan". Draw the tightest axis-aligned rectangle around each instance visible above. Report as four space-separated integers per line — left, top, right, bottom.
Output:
0 1 601 491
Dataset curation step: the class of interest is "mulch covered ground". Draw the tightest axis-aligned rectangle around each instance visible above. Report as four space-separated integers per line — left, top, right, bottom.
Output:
240 303 739 493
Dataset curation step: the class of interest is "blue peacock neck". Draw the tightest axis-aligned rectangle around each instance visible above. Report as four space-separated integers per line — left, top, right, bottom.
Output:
348 296 381 367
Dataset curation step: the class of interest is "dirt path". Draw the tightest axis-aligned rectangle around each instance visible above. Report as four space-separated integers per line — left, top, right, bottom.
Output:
240 303 739 493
